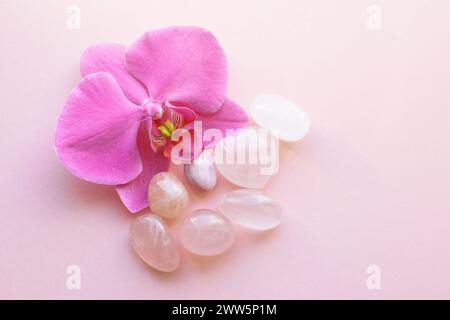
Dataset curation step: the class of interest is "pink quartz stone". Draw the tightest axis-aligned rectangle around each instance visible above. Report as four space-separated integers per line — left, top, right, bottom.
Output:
130 214 180 272
219 189 282 230
250 94 311 142
184 149 217 191
148 172 189 219
179 209 234 256
214 127 278 189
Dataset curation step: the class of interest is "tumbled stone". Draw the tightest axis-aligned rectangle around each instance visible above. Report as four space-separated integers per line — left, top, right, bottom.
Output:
179 209 234 256
148 172 189 219
184 149 217 191
214 127 278 189
130 214 180 272
250 94 310 142
219 189 282 230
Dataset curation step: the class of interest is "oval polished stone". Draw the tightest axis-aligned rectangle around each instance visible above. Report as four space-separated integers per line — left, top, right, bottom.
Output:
219 189 282 230
130 214 180 272
184 149 217 191
148 172 189 219
250 94 310 142
179 209 234 256
214 127 278 189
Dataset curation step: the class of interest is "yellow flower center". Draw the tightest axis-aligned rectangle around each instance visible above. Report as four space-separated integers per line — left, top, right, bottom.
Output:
158 119 175 138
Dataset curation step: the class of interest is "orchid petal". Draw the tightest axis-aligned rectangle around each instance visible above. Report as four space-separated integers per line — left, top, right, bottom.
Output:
81 43 149 105
55 72 144 185
116 124 170 213
126 26 228 115
188 98 249 148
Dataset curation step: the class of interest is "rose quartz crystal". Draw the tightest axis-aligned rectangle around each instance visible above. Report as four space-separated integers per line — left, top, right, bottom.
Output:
184 149 217 191
129 214 180 272
219 189 282 230
179 209 234 256
148 172 189 219
214 127 278 189
250 94 310 142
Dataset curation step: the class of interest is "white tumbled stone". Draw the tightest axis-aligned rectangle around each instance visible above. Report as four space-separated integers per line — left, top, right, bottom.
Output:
250 94 310 142
219 189 282 231
184 149 217 191
130 214 180 272
214 127 278 189
148 172 189 219
179 209 234 256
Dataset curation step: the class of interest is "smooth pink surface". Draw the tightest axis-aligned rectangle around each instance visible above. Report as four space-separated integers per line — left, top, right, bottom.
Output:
0 0 449 299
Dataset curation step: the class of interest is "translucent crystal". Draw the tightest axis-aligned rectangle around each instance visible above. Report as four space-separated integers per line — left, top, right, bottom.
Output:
130 214 180 272
179 209 234 256
250 94 310 142
219 189 282 230
148 172 189 219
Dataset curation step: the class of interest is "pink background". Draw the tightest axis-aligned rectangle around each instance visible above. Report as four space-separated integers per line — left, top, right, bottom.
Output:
1 0 449 299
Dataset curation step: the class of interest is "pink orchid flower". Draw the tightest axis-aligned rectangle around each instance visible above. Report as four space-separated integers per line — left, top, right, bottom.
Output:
55 26 248 213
